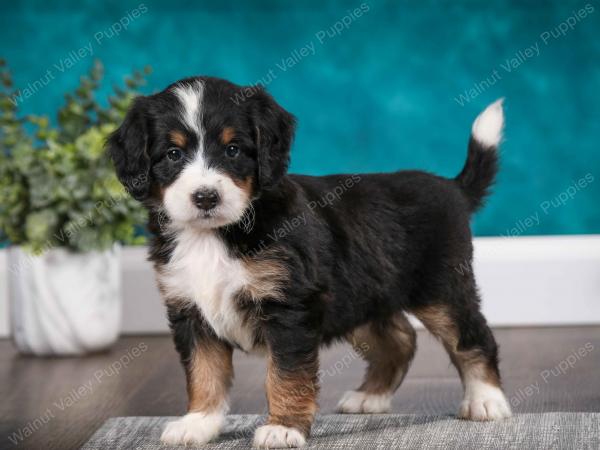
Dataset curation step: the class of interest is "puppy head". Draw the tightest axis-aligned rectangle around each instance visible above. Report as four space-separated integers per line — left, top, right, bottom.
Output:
108 77 295 230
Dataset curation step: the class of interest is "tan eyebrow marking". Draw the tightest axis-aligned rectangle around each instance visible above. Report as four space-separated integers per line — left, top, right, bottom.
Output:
169 130 187 148
221 127 235 145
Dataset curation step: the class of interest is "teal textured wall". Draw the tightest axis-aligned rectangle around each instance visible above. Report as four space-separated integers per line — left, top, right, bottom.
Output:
1 0 599 236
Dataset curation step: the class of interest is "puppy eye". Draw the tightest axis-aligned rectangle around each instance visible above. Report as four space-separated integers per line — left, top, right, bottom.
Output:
167 147 183 161
225 144 240 158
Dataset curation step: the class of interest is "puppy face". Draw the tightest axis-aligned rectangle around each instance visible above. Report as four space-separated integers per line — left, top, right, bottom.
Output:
157 81 256 229
108 77 295 230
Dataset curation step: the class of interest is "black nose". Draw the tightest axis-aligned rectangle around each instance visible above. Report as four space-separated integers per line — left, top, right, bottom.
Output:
192 188 220 211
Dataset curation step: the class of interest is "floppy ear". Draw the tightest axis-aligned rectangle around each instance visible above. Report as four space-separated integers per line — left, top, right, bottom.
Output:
107 97 151 201
249 88 296 190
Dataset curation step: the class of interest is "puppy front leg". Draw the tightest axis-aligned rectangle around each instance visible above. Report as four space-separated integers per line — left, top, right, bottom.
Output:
254 328 319 448
161 302 233 446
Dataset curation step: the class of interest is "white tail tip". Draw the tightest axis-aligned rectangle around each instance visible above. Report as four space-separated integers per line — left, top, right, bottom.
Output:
472 98 504 148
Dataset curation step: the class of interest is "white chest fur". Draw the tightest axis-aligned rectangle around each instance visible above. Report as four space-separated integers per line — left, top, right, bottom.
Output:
158 228 256 351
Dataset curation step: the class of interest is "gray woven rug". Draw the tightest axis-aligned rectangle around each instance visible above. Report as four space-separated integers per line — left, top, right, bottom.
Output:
81 413 600 449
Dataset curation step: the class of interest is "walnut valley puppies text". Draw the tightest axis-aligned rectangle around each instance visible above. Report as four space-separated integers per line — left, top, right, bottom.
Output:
9 3 147 106
230 2 370 106
454 3 595 106
511 342 594 408
6 343 147 446
248 174 362 258
502 173 594 237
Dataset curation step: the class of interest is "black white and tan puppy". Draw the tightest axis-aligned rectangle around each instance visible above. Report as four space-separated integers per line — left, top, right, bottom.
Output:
108 76 511 448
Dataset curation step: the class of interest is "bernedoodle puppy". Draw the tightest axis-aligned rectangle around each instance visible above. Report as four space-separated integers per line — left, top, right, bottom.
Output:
108 76 511 448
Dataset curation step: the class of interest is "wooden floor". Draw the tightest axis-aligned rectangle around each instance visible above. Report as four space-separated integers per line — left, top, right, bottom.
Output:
1 326 599 450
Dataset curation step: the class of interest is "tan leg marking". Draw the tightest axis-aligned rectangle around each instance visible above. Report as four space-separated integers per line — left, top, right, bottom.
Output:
160 303 234 446
412 305 511 420
338 313 416 413
264 355 318 436
187 339 233 413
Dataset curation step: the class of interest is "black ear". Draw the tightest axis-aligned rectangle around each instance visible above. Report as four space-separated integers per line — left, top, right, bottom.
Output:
107 97 151 201
249 88 296 190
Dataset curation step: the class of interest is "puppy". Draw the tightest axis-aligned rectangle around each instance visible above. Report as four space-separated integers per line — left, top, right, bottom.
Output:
108 76 511 448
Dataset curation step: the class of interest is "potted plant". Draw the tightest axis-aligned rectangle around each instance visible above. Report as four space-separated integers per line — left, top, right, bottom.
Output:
0 60 149 355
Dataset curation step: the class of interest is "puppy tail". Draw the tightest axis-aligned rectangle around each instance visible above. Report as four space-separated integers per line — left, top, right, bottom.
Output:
455 98 503 213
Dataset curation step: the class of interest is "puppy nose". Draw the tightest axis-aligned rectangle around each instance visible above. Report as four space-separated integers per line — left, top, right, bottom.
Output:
192 188 220 211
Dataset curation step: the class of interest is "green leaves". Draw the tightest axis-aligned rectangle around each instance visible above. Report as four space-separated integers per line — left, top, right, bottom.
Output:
25 209 59 248
0 60 149 253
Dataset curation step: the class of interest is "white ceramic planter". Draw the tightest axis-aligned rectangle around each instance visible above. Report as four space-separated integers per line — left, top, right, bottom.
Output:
8 245 122 355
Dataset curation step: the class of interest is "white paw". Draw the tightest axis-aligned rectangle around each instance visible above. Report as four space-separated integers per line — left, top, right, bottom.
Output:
253 424 306 448
160 411 224 446
336 390 392 413
458 382 512 421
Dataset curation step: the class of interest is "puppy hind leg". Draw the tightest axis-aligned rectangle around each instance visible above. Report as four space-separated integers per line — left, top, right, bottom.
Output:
412 292 511 421
337 313 416 414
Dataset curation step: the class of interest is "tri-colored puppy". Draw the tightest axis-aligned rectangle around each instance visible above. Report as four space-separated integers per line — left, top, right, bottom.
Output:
108 76 511 448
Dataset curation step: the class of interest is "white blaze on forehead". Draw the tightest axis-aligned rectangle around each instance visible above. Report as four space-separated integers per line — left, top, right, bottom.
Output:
173 80 205 137
172 80 208 168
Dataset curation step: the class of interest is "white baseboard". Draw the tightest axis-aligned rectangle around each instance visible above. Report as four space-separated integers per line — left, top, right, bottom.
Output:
473 235 600 327
0 235 599 338
119 246 167 334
